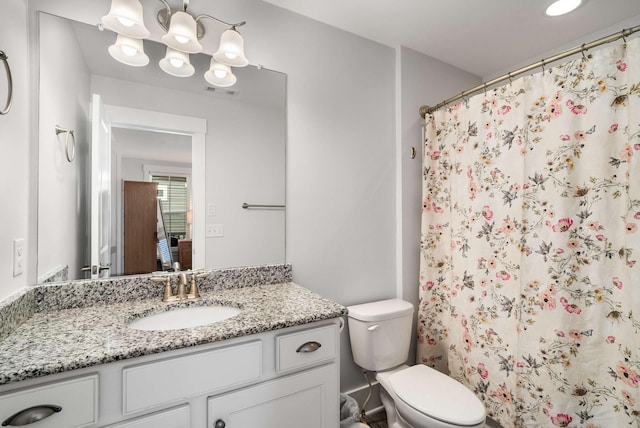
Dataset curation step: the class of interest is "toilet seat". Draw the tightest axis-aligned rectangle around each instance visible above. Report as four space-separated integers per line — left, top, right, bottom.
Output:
384 365 485 427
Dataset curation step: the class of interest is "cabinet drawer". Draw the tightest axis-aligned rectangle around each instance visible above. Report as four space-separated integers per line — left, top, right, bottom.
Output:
0 375 98 428
108 405 190 428
276 324 337 373
123 340 262 414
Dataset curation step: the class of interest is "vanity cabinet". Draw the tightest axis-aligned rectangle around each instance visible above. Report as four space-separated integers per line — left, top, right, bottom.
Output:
0 319 340 428
108 406 190 428
208 363 337 428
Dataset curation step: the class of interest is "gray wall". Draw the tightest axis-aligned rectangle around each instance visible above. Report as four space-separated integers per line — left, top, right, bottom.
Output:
37 12 91 282
0 0 30 299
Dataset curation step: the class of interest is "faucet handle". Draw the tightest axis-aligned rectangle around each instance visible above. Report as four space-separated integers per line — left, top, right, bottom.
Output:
187 271 208 299
194 272 209 280
151 276 173 302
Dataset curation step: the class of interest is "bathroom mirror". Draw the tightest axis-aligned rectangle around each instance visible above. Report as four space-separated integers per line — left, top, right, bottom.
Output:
36 12 286 283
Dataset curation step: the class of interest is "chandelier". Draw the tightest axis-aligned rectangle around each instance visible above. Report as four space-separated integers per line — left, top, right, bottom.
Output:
101 0 249 87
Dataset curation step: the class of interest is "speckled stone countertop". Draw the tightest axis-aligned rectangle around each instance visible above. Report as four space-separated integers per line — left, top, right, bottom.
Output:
0 267 346 386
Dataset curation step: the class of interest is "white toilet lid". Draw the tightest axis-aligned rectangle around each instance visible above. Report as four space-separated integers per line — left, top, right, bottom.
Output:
389 365 486 426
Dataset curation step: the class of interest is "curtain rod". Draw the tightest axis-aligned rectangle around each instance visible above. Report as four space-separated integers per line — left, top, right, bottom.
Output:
419 24 640 118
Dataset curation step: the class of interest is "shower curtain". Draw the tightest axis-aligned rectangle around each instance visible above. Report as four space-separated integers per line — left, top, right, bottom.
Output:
418 37 639 427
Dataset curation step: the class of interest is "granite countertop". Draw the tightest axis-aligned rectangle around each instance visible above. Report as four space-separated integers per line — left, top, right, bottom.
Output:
0 282 346 386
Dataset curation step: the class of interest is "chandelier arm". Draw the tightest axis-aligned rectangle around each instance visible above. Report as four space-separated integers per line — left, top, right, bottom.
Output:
195 14 246 28
156 0 172 14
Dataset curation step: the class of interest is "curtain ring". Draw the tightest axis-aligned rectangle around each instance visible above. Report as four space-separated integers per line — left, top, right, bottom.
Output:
0 50 13 115
507 72 513 85
55 125 76 162
540 59 546 73
581 44 588 61
483 82 488 96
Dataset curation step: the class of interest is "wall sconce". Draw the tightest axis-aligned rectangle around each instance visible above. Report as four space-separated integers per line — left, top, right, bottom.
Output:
101 0 249 87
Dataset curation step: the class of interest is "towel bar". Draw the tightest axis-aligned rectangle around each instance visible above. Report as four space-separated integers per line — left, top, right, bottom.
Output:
0 50 12 115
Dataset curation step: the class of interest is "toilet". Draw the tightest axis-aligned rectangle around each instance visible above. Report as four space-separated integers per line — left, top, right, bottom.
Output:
347 299 486 428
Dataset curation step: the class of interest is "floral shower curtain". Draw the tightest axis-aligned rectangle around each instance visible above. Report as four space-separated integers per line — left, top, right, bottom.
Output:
418 37 639 427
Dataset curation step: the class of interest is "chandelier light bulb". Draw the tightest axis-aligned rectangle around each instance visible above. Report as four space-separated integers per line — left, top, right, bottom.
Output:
169 57 185 68
101 0 150 38
159 47 195 77
117 16 135 27
121 45 138 57
174 35 190 44
108 34 149 66
205 58 237 87
213 28 249 67
162 11 203 54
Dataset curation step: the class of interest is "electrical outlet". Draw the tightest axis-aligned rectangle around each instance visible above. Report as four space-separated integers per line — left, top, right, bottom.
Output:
206 224 224 238
13 238 24 277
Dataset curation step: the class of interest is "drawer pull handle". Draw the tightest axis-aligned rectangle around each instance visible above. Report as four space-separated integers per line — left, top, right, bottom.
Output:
296 341 322 353
214 419 226 428
2 405 62 426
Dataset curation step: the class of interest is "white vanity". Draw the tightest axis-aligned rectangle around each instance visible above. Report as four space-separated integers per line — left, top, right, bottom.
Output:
0 271 345 428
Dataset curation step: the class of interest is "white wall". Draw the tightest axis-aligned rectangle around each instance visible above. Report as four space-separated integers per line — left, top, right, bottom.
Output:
0 0 30 301
37 12 91 282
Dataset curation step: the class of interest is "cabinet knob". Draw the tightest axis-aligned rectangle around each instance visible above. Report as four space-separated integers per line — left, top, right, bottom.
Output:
2 404 62 426
214 419 226 428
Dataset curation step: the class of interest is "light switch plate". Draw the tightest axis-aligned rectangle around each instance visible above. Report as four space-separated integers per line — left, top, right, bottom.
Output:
207 203 216 216
206 224 224 238
13 238 24 277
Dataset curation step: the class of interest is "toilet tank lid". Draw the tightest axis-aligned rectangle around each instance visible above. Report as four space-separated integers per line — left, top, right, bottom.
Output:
347 299 413 322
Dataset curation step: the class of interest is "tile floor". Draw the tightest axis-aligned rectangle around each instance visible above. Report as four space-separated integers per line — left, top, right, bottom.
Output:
364 410 387 428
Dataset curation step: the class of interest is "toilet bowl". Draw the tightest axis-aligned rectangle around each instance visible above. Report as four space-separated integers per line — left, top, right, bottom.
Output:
347 299 486 428
377 365 485 428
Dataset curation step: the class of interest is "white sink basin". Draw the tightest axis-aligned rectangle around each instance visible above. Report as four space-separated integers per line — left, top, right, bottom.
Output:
128 306 241 331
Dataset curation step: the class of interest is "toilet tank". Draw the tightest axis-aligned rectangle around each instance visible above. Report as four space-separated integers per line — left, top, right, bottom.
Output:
347 299 414 372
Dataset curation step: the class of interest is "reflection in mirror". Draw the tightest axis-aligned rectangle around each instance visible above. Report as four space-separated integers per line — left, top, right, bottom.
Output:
114 128 191 276
36 12 286 284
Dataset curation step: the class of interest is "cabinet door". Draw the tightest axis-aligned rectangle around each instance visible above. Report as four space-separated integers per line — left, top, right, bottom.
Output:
208 363 338 428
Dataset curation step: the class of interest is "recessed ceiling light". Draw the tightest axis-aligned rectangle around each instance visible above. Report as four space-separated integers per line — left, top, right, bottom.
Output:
546 0 582 16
